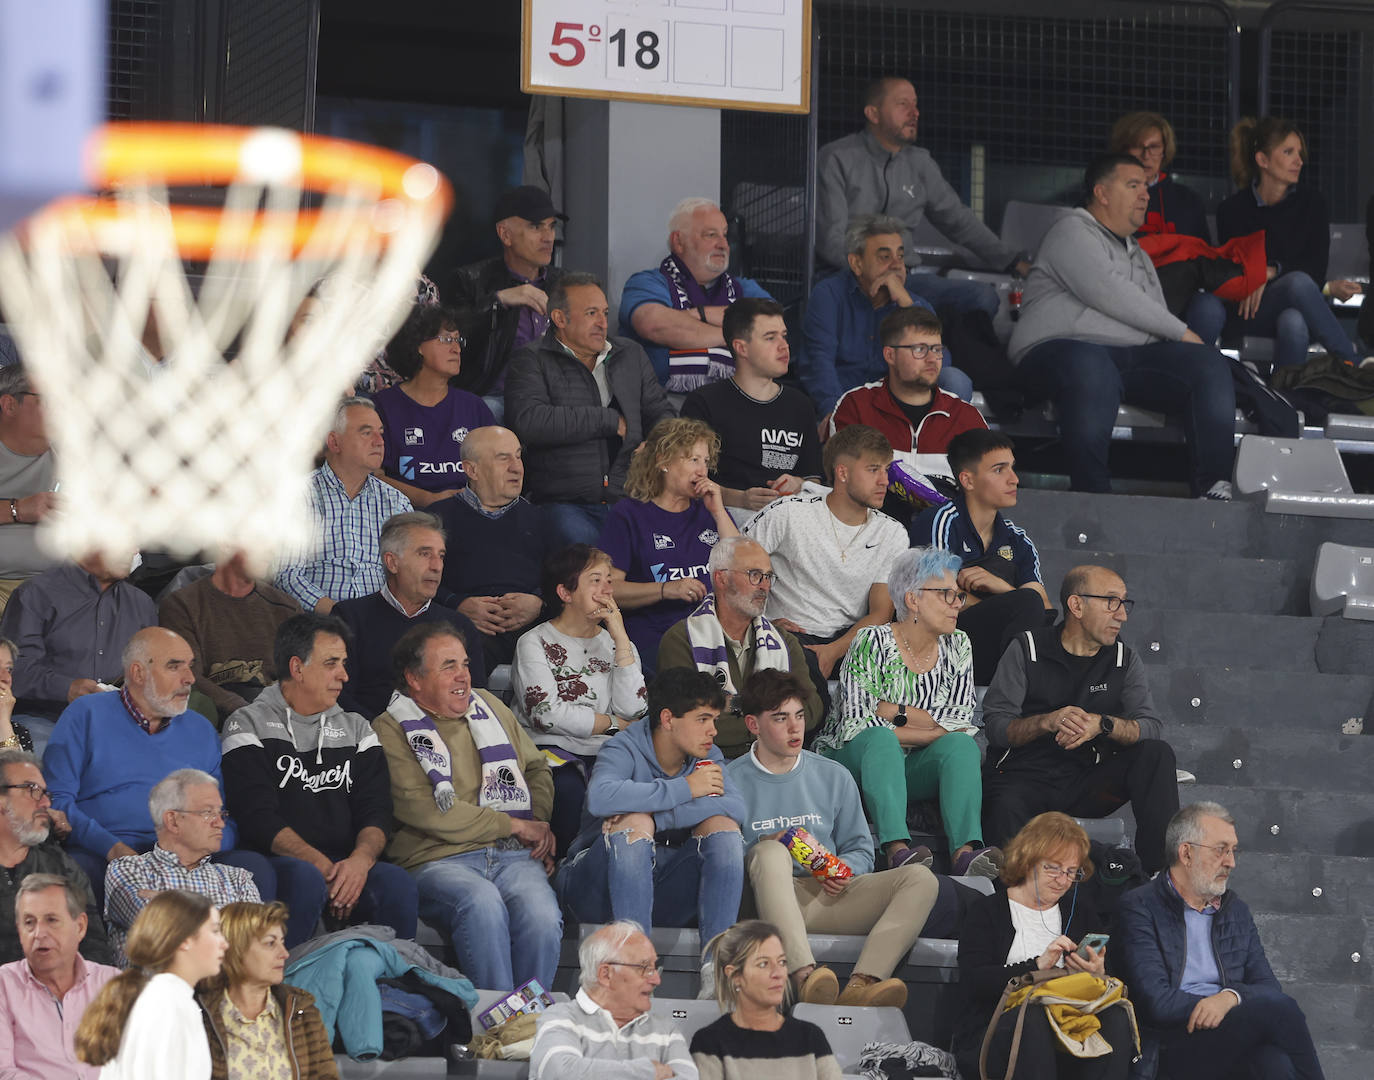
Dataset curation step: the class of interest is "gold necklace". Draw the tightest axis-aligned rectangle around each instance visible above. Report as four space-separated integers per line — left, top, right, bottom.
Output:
894 623 937 671
826 508 870 562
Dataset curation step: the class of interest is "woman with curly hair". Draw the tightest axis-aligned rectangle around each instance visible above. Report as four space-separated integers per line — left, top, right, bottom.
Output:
511 544 647 853
374 303 496 507
597 417 740 673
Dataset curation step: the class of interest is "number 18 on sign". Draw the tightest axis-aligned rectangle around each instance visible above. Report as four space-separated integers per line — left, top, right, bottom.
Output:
523 0 811 114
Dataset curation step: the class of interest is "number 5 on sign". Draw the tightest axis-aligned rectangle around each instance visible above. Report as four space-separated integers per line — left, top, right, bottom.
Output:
606 20 668 82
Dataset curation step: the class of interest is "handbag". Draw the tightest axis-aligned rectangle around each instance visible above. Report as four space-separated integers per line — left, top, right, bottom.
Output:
978 968 1138 1080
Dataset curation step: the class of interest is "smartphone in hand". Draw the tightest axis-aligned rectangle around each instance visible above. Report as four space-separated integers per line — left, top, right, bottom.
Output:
1076 932 1110 959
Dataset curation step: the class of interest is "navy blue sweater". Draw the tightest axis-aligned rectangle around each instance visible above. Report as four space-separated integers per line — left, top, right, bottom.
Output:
1216 183 1331 285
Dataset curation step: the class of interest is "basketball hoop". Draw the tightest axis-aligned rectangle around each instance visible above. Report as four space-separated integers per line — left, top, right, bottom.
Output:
0 123 452 573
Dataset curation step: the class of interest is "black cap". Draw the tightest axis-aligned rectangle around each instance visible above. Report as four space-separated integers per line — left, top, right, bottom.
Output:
493 185 567 225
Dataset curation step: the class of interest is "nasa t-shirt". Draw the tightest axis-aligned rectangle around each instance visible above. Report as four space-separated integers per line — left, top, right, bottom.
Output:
374 385 496 493
598 498 722 673
681 379 822 490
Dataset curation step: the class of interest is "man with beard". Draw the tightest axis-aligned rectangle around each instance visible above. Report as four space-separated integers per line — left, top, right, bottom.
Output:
830 308 988 458
656 537 823 759
44 627 257 907
0 749 113 965
1117 803 1326 1080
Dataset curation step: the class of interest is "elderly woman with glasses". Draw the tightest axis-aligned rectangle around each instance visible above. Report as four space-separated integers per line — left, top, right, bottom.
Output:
374 302 496 508
812 547 998 876
954 812 1133 1080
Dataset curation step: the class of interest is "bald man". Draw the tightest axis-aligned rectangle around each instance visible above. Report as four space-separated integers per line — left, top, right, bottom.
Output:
435 425 548 667
43 626 270 905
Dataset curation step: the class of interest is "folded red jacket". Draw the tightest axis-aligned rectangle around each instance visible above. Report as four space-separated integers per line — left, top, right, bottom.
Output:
1139 230 1268 301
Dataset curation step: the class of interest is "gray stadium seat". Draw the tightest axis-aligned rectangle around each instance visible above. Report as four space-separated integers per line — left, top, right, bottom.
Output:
1309 542 1374 621
907 217 981 269
488 663 513 704
335 1057 447 1077
649 997 723 1046
1328 223 1370 283
793 1003 911 1075
1233 435 1374 517
998 201 1073 259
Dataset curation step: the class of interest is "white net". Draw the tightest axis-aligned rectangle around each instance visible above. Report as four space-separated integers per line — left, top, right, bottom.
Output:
0 124 450 573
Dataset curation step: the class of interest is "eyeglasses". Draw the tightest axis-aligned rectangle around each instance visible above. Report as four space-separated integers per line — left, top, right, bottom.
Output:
173 808 231 824
916 587 968 607
1184 841 1239 860
1132 142 1166 157
606 960 663 978
890 343 945 359
1040 863 1086 882
1076 593 1135 613
431 334 465 347
0 782 49 801
727 568 777 586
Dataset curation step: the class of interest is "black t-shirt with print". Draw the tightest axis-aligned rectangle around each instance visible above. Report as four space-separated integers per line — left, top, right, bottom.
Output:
682 379 822 491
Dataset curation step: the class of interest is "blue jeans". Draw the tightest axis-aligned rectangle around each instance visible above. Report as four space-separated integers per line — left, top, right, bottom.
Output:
18 715 55 759
1186 292 1227 346
541 502 610 549
906 273 1002 319
1228 270 1357 367
556 826 744 952
1017 338 1236 495
270 855 418 948
411 844 563 991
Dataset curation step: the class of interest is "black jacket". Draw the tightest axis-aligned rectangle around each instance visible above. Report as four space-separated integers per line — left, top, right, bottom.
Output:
0 841 115 966
505 331 674 505
449 256 565 396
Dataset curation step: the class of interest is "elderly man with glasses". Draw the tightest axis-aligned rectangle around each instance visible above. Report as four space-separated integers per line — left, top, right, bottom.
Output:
1116 802 1326 1080
981 564 1179 872
530 919 698 1080
656 537 825 759
0 748 113 966
102 768 260 964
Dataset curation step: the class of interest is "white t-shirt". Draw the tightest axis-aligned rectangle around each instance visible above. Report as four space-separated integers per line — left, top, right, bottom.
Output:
1006 898 1063 967
101 972 211 1080
743 493 908 639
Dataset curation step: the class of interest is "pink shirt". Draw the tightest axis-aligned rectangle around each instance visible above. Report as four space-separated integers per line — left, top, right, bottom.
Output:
0 954 119 1079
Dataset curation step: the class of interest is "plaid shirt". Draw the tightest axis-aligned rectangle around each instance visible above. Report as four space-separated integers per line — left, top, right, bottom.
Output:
274 464 412 610
103 844 261 965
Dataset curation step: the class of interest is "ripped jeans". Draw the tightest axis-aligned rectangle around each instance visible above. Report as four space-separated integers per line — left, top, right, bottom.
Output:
555 824 745 950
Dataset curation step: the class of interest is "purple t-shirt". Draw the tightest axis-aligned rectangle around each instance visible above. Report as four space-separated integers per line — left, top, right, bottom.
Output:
373 385 496 493
598 498 722 673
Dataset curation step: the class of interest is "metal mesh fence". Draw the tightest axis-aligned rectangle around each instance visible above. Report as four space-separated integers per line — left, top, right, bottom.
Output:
107 0 168 120
216 0 318 130
1261 8 1373 222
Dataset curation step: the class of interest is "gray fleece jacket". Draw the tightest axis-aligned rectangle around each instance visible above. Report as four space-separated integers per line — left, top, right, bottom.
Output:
816 129 1018 271
1008 208 1189 361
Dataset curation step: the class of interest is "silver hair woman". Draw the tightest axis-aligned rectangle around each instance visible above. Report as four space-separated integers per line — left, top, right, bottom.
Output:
812 547 1000 877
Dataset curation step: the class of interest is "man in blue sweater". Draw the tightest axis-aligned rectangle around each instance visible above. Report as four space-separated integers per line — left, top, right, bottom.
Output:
726 670 947 1009
43 627 268 907
555 668 744 987
1115 802 1325 1080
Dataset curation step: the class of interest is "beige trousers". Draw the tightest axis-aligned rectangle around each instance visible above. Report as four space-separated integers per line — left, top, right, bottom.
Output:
745 839 939 979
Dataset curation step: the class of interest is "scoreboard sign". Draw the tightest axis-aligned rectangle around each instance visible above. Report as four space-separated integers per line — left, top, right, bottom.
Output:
521 0 811 114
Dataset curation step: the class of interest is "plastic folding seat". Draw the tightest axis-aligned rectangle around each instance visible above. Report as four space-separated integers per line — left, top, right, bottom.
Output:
1234 435 1374 518
793 1003 912 1075
1309 541 1374 621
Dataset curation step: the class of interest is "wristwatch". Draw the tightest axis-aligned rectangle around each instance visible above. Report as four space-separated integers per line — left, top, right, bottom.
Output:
893 707 908 728
1098 714 1115 737
604 720 621 736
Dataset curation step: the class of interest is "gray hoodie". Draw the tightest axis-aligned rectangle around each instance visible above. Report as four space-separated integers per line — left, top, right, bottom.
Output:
1008 208 1189 361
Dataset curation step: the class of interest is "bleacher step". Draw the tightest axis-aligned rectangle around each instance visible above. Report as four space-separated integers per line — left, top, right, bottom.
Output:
1229 852 1374 916
1126 611 1322 672
1186 784 1374 857
1284 981 1374 1050
1249 913 1372 985
1166 726 1374 792
1154 666 1372 732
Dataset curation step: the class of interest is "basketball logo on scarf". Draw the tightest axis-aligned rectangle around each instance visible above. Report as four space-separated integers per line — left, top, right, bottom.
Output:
406 730 448 773
483 765 524 807
659 253 741 393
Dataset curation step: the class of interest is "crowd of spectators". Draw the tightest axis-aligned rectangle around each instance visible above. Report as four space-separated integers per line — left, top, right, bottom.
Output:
0 71 1354 1080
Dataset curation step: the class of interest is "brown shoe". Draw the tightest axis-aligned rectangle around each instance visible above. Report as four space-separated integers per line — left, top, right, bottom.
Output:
798 965 839 1004
837 975 908 1009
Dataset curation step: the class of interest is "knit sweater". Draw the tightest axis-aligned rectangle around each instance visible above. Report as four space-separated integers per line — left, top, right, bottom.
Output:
332 591 487 720
1216 182 1331 285
158 575 300 720
724 748 875 875
44 691 231 859
690 1014 842 1080
221 683 394 862
374 690 554 869
433 493 547 603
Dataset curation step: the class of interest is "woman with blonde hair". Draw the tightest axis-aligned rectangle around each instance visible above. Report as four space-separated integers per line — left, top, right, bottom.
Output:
597 416 739 673
75 889 227 1079
954 813 1130 1079
1216 116 1363 369
691 920 842 1080
198 901 338 1080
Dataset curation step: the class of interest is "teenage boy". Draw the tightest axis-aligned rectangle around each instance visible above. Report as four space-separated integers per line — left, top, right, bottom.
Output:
726 670 945 1008
681 297 822 512
911 429 1050 683
555 669 745 987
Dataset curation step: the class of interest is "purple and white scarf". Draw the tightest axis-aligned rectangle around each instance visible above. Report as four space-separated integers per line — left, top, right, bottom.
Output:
660 254 740 393
684 594 790 697
388 690 532 818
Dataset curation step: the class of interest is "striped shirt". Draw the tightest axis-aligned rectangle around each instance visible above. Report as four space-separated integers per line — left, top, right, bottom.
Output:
531 989 699 1080
812 623 976 752
274 464 412 610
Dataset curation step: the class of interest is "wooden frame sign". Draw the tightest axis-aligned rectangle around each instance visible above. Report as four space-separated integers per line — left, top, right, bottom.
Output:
522 0 812 115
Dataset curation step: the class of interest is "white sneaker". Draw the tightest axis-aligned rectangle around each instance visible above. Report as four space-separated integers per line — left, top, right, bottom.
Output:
1176 769 1196 784
1202 481 1233 501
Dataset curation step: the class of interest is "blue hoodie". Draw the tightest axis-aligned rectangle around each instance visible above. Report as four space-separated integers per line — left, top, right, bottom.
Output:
566 718 746 857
